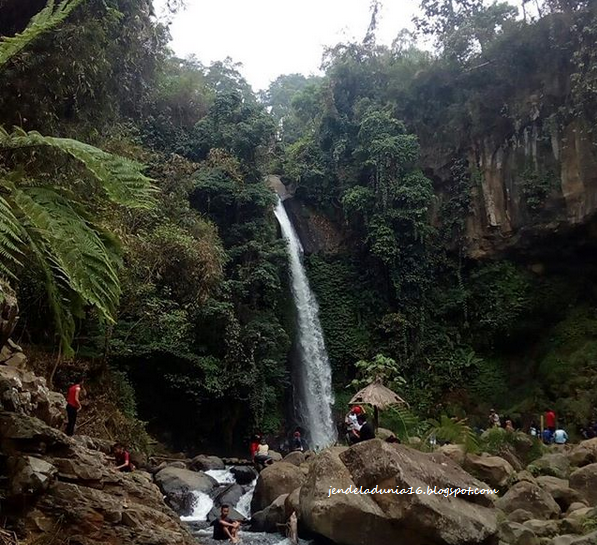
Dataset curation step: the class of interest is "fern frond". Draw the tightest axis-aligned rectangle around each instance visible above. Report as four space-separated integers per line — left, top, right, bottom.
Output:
0 0 85 71
0 192 24 278
0 129 156 209
27 235 77 357
14 187 121 323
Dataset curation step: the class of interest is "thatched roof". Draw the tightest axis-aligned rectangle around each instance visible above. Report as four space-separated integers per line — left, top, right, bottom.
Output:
348 378 407 410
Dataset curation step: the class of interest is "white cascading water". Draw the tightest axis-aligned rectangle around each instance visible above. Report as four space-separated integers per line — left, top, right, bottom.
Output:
274 198 337 449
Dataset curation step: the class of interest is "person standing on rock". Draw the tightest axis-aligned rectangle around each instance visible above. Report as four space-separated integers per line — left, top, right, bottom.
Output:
545 408 556 433
213 505 240 543
65 376 84 436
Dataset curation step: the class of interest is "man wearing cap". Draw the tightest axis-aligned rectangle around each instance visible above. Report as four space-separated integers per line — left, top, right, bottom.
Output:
345 406 363 445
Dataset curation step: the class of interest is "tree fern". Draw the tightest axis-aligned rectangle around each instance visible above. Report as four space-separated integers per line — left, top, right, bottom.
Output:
0 128 156 209
424 415 480 453
0 194 23 278
0 129 155 355
0 0 85 70
15 187 121 318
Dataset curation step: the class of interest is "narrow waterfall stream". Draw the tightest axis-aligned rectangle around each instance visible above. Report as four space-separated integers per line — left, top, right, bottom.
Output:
273 198 337 449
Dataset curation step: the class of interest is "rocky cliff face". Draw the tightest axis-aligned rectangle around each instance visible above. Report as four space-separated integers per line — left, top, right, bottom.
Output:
0 365 195 545
446 118 597 259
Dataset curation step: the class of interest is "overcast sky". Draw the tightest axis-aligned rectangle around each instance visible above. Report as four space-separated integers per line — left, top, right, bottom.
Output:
152 0 526 92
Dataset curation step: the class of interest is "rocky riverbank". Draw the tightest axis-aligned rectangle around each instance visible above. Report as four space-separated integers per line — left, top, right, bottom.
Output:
5 359 597 545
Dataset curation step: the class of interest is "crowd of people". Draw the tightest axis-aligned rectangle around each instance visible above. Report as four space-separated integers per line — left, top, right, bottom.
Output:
488 407 571 445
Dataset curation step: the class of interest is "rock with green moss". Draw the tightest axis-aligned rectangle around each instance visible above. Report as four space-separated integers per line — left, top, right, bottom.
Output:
528 454 571 480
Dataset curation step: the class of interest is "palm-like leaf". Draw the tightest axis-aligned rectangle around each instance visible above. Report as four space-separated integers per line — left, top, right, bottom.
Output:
15 187 121 317
0 194 24 278
0 128 156 209
0 0 85 70
0 129 155 354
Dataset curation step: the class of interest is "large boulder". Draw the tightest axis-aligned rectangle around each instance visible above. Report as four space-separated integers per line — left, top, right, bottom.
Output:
568 439 597 468
0 366 65 428
300 440 498 545
230 465 257 485
521 519 559 538
548 532 597 545
251 493 289 532
439 444 466 466
8 455 57 497
496 481 561 520
188 454 224 471
569 463 597 506
154 467 218 514
285 487 301 518
528 453 571 480
213 483 244 507
498 520 540 545
536 476 585 511
464 453 515 490
251 462 306 513
283 451 306 466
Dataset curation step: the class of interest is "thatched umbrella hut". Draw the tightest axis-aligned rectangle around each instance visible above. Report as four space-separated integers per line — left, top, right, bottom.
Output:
348 378 407 430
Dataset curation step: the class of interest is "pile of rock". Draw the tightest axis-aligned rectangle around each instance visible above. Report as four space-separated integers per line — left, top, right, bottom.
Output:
0 365 195 545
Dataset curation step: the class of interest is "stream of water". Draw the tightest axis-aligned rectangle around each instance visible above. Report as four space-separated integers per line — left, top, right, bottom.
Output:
184 468 311 545
273 197 337 450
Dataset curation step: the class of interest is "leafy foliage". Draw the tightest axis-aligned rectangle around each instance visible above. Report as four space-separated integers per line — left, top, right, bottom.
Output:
0 127 155 355
0 0 84 70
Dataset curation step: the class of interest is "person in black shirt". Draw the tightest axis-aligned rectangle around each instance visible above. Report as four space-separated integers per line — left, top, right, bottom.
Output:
213 505 240 542
357 414 375 442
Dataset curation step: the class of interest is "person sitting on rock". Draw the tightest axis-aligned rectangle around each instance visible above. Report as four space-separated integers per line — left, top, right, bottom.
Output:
213 504 240 543
254 438 273 468
65 376 84 436
345 406 363 445
249 434 261 461
113 443 135 472
553 427 569 445
356 413 375 442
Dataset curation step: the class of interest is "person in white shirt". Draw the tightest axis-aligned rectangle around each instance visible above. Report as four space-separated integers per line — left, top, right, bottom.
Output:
345 406 363 445
553 428 568 444
254 438 273 466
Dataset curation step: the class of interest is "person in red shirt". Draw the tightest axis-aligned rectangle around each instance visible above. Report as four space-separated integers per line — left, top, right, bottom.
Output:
545 409 556 433
65 377 84 436
249 434 261 461
113 443 134 472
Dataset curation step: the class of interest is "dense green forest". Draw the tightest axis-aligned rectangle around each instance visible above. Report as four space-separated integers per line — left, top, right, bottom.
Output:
1 0 597 452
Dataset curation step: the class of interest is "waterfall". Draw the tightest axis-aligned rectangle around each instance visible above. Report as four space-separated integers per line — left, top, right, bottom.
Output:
273 198 336 449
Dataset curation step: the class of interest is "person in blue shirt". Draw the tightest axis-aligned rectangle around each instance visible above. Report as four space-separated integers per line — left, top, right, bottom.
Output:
553 428 569 444
542 428 553 444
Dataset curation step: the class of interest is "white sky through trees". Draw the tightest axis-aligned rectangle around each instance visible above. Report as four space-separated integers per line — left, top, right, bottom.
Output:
152 0 530 91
